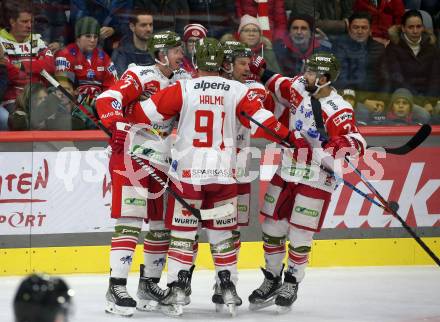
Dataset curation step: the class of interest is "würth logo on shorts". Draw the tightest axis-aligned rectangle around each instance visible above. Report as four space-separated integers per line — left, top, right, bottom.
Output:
182 169 191 178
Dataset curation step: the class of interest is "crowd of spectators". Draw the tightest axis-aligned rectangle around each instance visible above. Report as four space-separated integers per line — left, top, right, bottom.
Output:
1 0 440 131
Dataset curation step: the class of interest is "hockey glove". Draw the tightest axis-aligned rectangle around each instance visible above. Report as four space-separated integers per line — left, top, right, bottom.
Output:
285 131 313 165
249 55 266 77
109 122 131 154
323 136 362 159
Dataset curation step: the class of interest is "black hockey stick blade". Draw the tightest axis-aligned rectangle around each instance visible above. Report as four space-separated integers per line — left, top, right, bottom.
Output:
367 124 431 155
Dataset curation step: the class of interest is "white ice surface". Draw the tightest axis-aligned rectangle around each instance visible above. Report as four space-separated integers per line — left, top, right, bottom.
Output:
1 266 439 322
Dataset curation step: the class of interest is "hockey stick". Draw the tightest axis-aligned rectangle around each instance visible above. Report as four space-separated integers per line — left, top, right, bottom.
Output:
367 124 432 155
41 69 234 221
242 111 440 266
344 157 440 267
240 111 397 212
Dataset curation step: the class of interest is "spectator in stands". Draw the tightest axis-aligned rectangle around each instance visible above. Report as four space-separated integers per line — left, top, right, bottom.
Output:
284 0 355 36
187 0 237 38
386 87 430 125
333 11 386 92
55 17 118 108
274 14 331 77
0 3 55 112
222 14 281 76
32 0 69 53
182 23 208 77
70 0 133 51
236 0 287 40
111 10 154 77
353 0 405 45
134 0 189 35
0 45 8 130
355 91 389 125
384 10 439 99
8 83 48 130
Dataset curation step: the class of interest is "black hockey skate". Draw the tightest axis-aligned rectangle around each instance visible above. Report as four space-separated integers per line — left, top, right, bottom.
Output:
136 264 168 312
105 277 137 317
160 269 192 317
217 270 242 316
248 266 282 311
212 282 224 307
184 265 195 305
274 270 299 314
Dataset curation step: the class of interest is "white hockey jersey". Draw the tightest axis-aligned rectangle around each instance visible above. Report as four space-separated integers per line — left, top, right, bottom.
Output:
139 76 289 184
96 65 191 166
265 74 367 192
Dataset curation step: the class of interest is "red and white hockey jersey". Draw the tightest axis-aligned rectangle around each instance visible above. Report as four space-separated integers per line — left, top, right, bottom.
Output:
138 76 289 184
96 64 190 165
265 73 367 192
55 43 118 103
0 29 55 106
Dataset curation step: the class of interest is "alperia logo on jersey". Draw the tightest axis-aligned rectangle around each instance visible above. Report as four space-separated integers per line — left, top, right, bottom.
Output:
264 194 275 203
123 198 146 206
295 206 319 217
194 80 230 91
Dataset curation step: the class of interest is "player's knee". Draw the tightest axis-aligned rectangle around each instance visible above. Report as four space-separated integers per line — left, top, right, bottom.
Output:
262 217 289 237
288 225 314 250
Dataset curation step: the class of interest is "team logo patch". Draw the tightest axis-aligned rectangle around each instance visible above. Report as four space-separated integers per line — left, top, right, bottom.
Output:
111 100 122 110
55 57 70 69
86 69 96 79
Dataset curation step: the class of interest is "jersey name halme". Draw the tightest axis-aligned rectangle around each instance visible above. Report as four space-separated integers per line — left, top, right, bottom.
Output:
194 80 231 91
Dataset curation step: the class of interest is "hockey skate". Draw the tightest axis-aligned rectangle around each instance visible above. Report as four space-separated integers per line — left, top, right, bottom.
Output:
105 277 137 317
159 269 191 317
274 270 299 314
136 264 168 312
248 266 282 311
183 265 195 305
212 282 224 312
217 270 242 317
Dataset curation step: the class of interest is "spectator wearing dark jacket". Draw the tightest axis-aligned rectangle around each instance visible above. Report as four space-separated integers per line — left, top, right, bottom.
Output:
284 0 355 35
353 0 405 45
70 0 133 49
187 0 237 38
332 12 386 92
384 10 439 98
111 11 154 77
236 0 287 40
135 0 189 35
273 14 332 77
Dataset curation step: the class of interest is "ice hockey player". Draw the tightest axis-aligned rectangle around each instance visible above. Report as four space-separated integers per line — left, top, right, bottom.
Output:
95 30 190 316
129 37 310 317
247 52 366 313
13 274 73 322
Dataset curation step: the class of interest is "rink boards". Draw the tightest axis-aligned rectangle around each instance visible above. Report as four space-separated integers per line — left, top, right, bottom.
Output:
0 127 439 275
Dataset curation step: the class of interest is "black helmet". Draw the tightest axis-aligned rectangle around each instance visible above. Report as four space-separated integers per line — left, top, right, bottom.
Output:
14 274 74 322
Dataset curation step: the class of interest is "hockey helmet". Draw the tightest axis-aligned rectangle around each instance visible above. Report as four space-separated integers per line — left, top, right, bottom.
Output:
148 31 182 57
222 40 252 63
304 52 340 83
14 274 74 322
194 37 224 72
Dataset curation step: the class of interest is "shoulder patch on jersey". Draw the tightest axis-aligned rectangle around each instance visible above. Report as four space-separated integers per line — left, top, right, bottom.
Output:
326 99 338 111
2 42 15 50
55 57 70 69
98 50 105 60
247 91 258 101
111 99 122 110
333 111 353 126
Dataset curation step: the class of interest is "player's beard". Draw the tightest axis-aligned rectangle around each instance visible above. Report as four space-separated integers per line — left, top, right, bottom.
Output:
305 83 318 93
